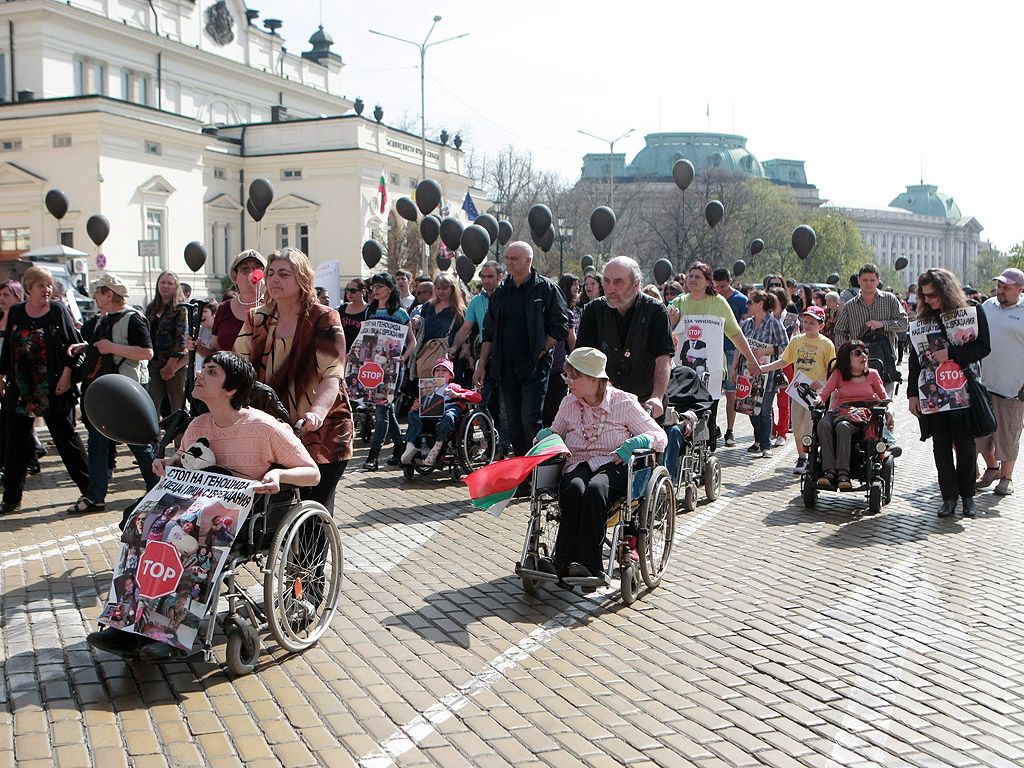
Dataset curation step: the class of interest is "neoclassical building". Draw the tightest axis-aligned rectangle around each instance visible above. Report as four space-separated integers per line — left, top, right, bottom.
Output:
0 0 482 302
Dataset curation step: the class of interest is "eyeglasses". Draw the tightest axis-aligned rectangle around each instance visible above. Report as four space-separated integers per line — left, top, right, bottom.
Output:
561 371 582 383
920 290 935 298
768 283 783 289
851 349 869 357
346 287 362 293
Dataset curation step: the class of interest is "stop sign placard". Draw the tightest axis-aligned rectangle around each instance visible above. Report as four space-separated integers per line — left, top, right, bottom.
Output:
736 376 752 400
687 325 702 341
358 362 385 390
936 361 966 392
137 541 183 600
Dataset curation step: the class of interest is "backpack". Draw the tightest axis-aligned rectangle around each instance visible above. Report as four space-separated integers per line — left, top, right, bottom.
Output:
861 331 901 384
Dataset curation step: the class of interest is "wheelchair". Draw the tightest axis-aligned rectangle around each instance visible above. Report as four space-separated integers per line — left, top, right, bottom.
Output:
402 405 496 482
514 449 676 606
664 365 721 513
352 399 374 445
800 401 896 515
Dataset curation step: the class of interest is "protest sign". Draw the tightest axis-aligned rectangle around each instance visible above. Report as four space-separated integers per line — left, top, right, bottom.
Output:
735 338 774 415
345 317 408 406
673 315 725 399
908 306 977 414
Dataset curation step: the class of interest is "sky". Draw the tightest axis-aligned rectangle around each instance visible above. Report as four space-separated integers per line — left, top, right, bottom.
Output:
263 0 1023 251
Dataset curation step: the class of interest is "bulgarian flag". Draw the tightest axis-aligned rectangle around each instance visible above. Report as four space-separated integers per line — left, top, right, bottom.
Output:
463 433 570 516
378 170 388 214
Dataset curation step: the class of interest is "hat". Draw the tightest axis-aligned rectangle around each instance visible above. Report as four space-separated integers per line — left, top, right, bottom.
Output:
565 347 609 379
91 272 129 298
994 268 1024 287
801 305 826 323
431 358 455 377
230 250 266 273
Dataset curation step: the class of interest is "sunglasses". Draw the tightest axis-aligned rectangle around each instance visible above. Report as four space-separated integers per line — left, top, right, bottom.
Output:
346 287 362 293
851 349 869 357
768 283 783 288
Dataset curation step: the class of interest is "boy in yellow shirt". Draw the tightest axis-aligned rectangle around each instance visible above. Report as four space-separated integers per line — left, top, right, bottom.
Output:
760 306 835 474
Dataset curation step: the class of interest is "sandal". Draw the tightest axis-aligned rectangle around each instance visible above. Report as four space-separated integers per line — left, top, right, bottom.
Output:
817 472 836 488
67 496 105 515
837 474 853 490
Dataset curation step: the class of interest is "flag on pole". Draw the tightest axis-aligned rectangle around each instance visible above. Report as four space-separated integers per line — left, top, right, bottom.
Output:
461 192 479 221
463 433 570 516
378 170 388 214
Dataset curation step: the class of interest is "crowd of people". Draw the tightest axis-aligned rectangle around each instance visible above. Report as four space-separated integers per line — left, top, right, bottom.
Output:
0 246 1021 528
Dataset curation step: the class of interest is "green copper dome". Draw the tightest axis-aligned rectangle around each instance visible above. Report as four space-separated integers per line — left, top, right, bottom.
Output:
889 184 961 220
581 132 765 182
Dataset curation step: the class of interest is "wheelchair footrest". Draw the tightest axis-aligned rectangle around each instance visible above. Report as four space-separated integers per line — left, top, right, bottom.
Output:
562 573 611 589
515 566 560 583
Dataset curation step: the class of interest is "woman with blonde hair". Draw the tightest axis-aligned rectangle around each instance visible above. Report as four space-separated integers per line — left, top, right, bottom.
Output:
411 271 465 380
234 248 353 512
146 270 188 414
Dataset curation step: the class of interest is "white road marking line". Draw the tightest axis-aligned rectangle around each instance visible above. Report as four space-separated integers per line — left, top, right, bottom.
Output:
0 524 119 569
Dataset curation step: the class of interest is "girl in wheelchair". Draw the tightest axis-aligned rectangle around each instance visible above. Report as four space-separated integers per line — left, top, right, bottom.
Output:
536 347 666 584
814 340 894 489
400 358 482 466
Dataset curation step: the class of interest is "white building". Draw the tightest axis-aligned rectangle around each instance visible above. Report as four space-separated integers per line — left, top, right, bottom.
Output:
0 0 483 303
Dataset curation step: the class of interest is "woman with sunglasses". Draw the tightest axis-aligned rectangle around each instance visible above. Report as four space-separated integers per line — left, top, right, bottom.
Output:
815 340 893 489
339 278 369 352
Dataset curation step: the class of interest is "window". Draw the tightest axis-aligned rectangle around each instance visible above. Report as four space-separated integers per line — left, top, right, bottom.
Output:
389 173 399 185
213 168 226 180
146 210 163 270
53 134 71 148
0 227 30 252
0 139 22 152
144 141 161 156
278 224 289 248
121 70 131 100
281 169 302 180
74 58 85 96
139 75 149 106
93 63 105 95
299 224 309 254
60 231 74 248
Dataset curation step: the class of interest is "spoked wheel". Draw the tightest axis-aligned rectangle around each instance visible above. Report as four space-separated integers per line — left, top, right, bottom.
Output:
264 501 344 654
638 466 674 589
225 614 260 676
702 455 721 502
620 563 641 605
459 411 496 474
536 501 561 563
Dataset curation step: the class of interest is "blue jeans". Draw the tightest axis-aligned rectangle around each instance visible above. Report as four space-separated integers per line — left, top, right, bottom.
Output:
371 404 401 452
664 425 688 479
86 422 158 503
405 405 461 444
500 360 551 457
748 385 776 450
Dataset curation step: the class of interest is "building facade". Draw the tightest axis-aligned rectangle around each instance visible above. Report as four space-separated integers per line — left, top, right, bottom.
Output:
0 0 482 303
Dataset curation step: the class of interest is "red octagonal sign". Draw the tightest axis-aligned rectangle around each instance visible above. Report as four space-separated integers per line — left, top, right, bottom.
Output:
358 362 385 390
137 541 183 600
736 376 752 400
936 361 966 392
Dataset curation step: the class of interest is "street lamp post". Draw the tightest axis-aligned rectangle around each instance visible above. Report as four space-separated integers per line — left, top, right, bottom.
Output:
578 127 634 214
556 217 574 277
369 17 468 274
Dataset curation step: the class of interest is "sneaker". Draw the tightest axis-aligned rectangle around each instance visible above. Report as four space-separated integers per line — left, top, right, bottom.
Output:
794 457 806 475
746 444 761 453
724 431 736 447
994 478 1014 496
761 449 773 459
978 467 1001 488
423 441 444 467
772 436 786 447
400 443 418 464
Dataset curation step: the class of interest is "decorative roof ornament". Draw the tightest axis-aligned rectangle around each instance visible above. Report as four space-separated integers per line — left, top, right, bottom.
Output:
205 1 235 46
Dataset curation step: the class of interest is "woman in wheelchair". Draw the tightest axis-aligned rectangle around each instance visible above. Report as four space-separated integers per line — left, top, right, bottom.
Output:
815 340 894 489
537 347 666 584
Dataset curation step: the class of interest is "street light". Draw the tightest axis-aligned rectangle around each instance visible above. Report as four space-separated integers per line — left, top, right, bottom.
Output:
556 217 574 276
578 127 634 214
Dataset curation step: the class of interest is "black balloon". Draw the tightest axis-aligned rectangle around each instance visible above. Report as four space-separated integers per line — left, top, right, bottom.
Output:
440 217 465 251
672 159 695 191
826 273 841 285
249 178 275 211
590 206 616 243
497 219 513 246
455 255 476 283
461 224 491 264
894 256 909 271
653 258 673 285
580 254 594 270
704 200 724 228
534 224 555 253
420 215 440 246
184 241 207 272
86 214 110 246
527 204 552 237
750 238 764 257
361 239 383 268
475 214 499 245
792 225 817 260
733 259 746 277
396 196 419 222
84 376 159 446
415 179 442 215
45 189 69 220
436 253 452 271
246 198 265 222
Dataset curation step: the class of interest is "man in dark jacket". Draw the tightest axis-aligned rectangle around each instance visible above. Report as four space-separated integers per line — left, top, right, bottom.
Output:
474 241 568 456
576 256 674 417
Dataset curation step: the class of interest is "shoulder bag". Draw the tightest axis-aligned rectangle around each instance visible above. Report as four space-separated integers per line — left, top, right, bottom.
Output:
415 309 456 379
965 369 997 439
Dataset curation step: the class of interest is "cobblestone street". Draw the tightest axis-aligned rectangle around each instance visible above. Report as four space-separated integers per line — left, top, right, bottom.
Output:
2 403 1023 767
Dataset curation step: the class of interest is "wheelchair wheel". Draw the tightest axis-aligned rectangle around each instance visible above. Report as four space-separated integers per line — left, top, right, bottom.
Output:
638 466 674 589
801 474 817 509
459 411 495 473
520 553 540 596
881 456 895 505
264 501 344 654
225 616 260 676
536 502 561 562
620 563 641 605
678 483 697 513
402 465 415 480
868 482 882 515
702 455 721 502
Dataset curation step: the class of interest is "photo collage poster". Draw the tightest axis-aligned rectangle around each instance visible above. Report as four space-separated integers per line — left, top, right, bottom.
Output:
345 317 408 406
734 338 775 415
908 305 978 414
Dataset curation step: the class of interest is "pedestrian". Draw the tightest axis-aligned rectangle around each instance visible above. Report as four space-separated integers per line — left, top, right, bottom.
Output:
581 271 603 306
908 268 991 518
339 278 370 351
203 251 266 356
732 289 789 458
542 273 581 427
474 241 568 456
769 286 799 448
978 267 1024 497
839 274 860 306
145 271 188 416
710 267 748 447
394 269 415 310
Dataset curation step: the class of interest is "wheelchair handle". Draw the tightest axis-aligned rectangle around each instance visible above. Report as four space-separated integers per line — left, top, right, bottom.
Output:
293 418 306 435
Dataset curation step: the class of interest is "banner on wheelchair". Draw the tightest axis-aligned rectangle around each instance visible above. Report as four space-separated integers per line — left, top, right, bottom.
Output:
97 467 258 652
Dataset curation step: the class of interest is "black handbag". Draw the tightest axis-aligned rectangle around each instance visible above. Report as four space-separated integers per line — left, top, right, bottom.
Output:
966 371 997 439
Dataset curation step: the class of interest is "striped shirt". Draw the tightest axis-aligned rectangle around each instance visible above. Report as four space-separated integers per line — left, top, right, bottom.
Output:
551 385 668 472
833 290 908 354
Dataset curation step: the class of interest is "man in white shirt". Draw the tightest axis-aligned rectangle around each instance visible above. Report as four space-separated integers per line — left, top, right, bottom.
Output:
395 269 414 310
